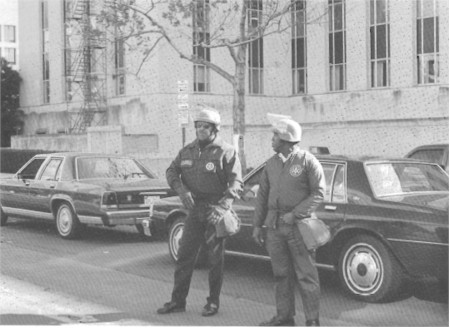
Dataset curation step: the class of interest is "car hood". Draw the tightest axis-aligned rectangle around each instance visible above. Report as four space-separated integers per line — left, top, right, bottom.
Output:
382 193 449 212
81 178 175 195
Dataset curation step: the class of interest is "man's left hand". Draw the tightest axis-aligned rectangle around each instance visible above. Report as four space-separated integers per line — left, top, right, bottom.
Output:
207 205 228 225
281 212 295 225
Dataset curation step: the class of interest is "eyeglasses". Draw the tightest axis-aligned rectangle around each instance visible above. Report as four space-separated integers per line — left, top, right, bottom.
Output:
195 122 213 130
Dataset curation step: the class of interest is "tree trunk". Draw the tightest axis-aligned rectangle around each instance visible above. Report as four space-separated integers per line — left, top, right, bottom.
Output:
233 60 247 175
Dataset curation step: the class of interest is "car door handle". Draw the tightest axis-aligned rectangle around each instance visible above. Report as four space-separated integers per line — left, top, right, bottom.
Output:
49 185 56 189
25 181 30 186
324 205 337 211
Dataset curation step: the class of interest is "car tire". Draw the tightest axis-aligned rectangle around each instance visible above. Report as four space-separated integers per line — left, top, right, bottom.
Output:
56 202 81 239
168 216 208 267
0 207 8 226
338 235 404 303
169 217 186 262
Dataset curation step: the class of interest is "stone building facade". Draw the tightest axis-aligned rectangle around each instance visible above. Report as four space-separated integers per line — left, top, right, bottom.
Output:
14 0 449 175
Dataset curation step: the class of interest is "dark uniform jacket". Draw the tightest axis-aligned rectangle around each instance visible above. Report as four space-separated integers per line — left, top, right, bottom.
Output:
253 148 325 229
166 136 243 206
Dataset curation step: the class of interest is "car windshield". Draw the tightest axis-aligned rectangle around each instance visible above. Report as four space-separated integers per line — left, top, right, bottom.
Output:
77 157 156 180
365 162 448 197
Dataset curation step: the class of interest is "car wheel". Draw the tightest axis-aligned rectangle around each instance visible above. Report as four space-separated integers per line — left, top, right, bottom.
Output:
168 216 208 267
0 208 8 226
338 235 404 303
56 202 81 239
169 217 185 262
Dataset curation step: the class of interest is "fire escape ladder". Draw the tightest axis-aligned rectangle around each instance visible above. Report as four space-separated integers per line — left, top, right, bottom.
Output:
65 0 108 133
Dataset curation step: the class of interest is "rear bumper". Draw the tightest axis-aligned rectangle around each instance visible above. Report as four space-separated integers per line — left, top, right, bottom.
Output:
79 209 151 226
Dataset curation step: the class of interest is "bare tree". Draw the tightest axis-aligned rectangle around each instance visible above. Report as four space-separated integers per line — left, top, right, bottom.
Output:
99 0 327 172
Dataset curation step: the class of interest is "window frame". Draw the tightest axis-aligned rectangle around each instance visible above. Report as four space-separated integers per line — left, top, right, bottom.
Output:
291 0 307 95
193 0 211 93
416 0 439 84
328 0 346 92
248 0 264 95
369 0 390 88
4 25 16 43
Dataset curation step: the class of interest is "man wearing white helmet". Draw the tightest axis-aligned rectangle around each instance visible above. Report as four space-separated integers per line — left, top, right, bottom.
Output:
157 107 243 317
253 117 326 327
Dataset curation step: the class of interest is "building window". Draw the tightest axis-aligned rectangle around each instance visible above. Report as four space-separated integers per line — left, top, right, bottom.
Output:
291 0 306 94
115 37 125 95
370 0 390 88
4 48 16 64
329 0 346 91
0 25 2 42
193 0 210 93
248 0 263 95
41 0 50 103
417 0 439 84
4 25 16 43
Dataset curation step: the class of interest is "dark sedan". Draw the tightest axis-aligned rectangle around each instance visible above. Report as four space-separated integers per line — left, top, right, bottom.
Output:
0 152 173 239
150 155 449 303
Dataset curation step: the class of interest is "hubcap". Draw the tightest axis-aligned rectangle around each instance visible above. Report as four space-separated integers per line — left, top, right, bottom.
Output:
58 207 72 234
344 243 383 295
171 224 184 260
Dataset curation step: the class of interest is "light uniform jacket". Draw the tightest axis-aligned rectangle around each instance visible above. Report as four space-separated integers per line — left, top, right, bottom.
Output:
166 136 243 206
253 148 326 229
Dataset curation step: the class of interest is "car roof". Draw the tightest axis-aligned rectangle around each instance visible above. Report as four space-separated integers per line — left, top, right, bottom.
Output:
34 152 131 159
315 154 427 164
406 144 449 154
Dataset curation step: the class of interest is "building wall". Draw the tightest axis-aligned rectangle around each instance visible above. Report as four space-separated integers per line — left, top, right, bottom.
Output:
16 0 449 174
0 0 19 69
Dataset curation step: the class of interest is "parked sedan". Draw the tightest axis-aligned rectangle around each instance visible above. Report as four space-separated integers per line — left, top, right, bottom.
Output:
0 152 174 239
150 155 449 303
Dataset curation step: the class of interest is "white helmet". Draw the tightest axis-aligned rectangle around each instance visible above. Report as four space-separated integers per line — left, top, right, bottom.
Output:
194 107 221 130
272 118 302 143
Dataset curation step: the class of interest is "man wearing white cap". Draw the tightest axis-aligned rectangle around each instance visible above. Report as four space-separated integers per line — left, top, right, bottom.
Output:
253 117 326 326
158 107 243 317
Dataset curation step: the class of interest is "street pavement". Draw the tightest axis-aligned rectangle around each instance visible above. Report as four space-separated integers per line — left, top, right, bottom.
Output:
1 273 358 326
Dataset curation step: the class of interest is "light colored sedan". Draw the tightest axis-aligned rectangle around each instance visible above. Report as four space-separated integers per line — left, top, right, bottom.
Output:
0 152 173 239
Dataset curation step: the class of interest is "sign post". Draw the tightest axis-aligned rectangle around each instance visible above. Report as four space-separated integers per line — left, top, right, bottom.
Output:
177 80 189 146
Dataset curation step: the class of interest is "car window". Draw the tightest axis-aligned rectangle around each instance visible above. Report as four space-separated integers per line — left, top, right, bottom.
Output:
321 164 335 202
40 159 63 181
366 162 448 197
77 157 155 179
321 163 346 203
332 165 346 203
19 158 46 180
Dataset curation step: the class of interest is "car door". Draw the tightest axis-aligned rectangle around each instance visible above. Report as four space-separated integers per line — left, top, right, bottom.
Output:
27 157 64 216
0 157 47 217
315 161 347 265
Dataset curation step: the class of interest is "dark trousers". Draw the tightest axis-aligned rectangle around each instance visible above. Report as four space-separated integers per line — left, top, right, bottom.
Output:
171 202 226 307
266 221 320 321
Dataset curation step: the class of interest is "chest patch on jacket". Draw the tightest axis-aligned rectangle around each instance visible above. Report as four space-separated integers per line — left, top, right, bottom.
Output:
181 159 193 167
289 164 303 177
205 162 215 171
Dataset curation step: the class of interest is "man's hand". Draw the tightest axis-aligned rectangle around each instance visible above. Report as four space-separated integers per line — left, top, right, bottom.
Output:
281 212 295 225
179 192 194 210
252 227 264 247
207 205 228 225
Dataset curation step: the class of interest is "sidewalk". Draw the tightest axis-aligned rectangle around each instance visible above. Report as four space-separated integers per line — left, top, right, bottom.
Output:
0 274 153 325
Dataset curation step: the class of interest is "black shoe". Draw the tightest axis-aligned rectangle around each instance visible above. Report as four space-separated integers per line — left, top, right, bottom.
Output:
259 316 295 326
156 301 185 314
306 319 320 326
201 302 219 316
